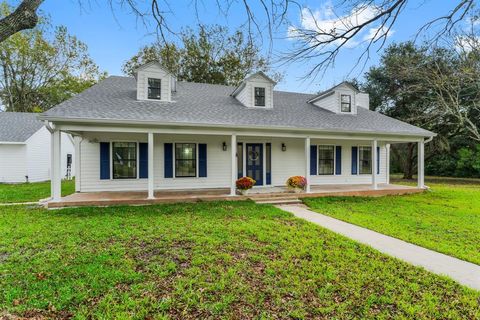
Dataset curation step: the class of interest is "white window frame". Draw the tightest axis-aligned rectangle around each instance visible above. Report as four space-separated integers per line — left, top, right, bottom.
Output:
317 144 336 176
340 94 352 113
110 141 140 180
357 145 373 175
147 78 162 100
253 86 266 107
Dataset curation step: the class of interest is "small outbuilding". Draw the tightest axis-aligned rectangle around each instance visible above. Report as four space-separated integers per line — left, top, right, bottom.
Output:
0 112 74 183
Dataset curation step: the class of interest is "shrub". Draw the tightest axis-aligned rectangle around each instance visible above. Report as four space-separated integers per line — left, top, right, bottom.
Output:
236 177 256 190
286 176 307 189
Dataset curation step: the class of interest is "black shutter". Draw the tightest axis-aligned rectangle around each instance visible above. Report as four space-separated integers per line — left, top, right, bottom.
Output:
198 144 207 177
335 146 342 175
164 143 173 178
310 145 317 175
351 146 358 175
139 143 148 179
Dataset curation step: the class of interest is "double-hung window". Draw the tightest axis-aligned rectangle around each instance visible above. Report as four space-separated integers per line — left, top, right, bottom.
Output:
254 87 266 106
175 143 196 177
112 142 137 179
148 78 161 100
318 145 335 175
359 146 372 174
341 94 351 112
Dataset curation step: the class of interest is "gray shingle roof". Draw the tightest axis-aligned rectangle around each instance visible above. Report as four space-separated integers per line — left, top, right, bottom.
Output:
41 76 434 137
0 112 44 142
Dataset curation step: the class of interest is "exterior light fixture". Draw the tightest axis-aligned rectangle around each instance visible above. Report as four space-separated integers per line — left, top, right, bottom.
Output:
222 142 227 151
281 143 286 152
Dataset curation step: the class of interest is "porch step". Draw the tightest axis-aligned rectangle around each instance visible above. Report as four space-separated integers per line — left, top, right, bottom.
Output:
253 198 303 205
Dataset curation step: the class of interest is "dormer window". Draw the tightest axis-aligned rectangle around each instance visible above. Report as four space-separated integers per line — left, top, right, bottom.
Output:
254 87 266 107
341 94 351 112
148 78 161 100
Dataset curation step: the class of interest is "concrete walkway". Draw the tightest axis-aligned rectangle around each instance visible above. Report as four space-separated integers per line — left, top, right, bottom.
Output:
278 204 480 291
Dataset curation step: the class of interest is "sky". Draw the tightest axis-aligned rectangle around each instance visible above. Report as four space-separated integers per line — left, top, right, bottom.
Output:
36 0 466 93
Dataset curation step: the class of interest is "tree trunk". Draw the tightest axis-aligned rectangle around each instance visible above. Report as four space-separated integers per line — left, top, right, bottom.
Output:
402 143 416 179
0 0 43 43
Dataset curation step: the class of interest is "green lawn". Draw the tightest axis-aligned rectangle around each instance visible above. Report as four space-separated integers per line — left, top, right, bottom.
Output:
304 179 480 265
1 202 479 319
0 180 75 203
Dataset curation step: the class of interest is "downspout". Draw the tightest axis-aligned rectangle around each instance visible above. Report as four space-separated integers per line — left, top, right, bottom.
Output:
44 121 54 133
424 136 433 143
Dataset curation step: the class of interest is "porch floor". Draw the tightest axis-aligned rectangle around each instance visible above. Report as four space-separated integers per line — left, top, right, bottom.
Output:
46 184 424 208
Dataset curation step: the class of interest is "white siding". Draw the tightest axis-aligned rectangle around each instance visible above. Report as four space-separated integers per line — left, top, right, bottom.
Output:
0 144 27 183
313 83 364 114
78 133 231 192
234 74 274 109
76 132 389 192
25 127 50 182
310 139 388 185
312 93 338 113
136 65 172 101
25 128 75 182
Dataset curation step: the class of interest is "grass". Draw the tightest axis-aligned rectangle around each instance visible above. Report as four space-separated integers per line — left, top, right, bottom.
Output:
304 177 480 265
0 201 479 319
0 180 75 203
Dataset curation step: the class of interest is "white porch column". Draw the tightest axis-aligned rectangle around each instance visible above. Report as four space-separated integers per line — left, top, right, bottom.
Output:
372 139 378 190
230 134 237 196
305 137 311 193
74 135 81 192
51 130 62 201
418 140 425 188
148 132 155 199
386 143 391 185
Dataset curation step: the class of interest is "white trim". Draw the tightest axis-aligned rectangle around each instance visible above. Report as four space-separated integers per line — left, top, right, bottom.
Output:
0 141 27 145
418 141 425 188
316 144 336 176
386 143 391 184
109 141 140 180
147 132 154 199
305 137 311 193
372 140 378 190
262 142 267 185
44 118 435 139
230 134 237 196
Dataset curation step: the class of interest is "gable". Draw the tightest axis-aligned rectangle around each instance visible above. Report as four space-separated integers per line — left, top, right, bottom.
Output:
232 72 275 109
135 62 174 101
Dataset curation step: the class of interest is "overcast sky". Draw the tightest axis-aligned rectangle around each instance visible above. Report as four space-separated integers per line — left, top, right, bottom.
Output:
39 0 460 93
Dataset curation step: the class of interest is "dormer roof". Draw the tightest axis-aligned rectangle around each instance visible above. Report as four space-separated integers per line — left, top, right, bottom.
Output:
133 61 174 79
307 81 359 104
231 71 276 97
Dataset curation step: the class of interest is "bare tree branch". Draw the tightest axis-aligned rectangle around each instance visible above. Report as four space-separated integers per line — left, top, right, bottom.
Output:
0 0 43 43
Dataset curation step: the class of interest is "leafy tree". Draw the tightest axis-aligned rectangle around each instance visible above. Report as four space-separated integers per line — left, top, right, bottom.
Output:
0 3 105 112
123 25 281 86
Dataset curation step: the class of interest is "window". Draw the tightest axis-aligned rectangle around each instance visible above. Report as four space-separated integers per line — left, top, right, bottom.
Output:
148 78 161 100
318 145 335 175
175 143 196 177
112 142 137 179
341 94 351 112
237 143 243 178
359 146 372 174
254 87 266 106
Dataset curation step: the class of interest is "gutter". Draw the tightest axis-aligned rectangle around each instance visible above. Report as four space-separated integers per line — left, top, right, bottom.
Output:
43 120 54 133
37 115 437 139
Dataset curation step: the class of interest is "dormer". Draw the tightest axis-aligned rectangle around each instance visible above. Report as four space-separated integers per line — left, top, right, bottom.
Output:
134 62 175 102
307 82 369 115
231 71 276 109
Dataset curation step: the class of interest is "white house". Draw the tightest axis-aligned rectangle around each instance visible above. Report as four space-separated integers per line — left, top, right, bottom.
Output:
39 62 435 202
0 112 75 183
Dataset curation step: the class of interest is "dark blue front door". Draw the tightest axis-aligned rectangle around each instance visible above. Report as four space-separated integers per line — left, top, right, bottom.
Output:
246 143 263 185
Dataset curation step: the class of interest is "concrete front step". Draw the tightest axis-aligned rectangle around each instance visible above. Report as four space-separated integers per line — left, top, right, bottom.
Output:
254 198 303 205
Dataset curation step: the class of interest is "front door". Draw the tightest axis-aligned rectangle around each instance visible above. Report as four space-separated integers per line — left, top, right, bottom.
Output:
246 143 263 185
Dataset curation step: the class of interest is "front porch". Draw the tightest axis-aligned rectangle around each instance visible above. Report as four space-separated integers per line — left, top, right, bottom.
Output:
46 183 424 208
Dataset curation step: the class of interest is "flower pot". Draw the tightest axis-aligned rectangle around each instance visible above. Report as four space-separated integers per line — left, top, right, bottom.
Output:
293 187 303 194
239 189 250 196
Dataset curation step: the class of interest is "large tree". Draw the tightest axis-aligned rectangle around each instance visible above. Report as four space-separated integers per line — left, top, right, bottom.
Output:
123 25 280 86
0 1 477 79
0 3 104 112
363 30 480 178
